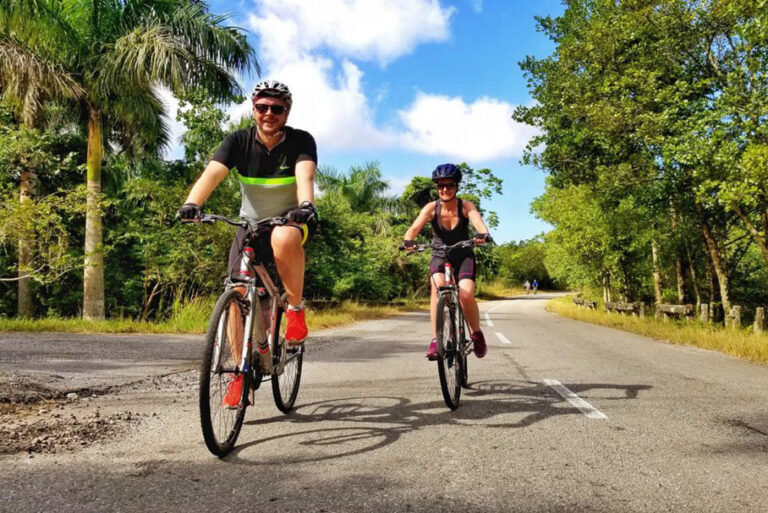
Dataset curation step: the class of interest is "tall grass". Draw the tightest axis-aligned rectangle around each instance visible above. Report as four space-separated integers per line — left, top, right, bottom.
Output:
0 297 429 334
477 280 524 300
548 296 768 364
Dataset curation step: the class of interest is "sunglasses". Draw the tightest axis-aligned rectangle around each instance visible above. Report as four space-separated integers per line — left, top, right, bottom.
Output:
436 182 457 190
253 104 287 115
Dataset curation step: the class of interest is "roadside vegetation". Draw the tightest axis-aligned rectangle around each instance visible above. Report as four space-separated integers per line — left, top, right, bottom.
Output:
548 297 768 364
0 299 431 334
516 1 768 327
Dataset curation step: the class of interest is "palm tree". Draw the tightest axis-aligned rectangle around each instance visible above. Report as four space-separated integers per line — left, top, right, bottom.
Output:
317 161 399 213
0 0 258 319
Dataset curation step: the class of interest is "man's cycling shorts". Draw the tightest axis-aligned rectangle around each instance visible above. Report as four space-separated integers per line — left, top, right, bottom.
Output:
227 223 314 277
429 253 476 282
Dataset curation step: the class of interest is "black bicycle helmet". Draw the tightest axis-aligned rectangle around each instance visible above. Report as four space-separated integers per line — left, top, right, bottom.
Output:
251 80 293 108
431 163 462 183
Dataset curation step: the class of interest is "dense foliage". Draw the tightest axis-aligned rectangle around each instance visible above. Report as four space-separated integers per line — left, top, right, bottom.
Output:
516 0 768 323
0 93 517 318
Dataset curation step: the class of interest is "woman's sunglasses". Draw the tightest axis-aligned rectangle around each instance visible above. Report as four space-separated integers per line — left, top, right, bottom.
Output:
253 104 287 115
436 182 457 190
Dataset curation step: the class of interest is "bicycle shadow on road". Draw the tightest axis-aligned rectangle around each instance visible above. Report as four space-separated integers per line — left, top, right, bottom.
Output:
228 380 651 465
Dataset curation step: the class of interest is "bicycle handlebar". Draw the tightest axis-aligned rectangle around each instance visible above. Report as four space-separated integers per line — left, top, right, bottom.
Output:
180 213 289 232
399 239 479 254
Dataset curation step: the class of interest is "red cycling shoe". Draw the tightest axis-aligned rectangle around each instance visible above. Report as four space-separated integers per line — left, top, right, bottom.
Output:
222 374 243 408
285 307 308 345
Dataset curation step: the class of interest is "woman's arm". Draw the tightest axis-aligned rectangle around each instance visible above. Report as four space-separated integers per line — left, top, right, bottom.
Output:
463 201 490 239
404 202 435 241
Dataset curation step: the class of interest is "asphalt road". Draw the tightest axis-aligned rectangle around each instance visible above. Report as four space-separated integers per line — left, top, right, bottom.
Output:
2 292 767 512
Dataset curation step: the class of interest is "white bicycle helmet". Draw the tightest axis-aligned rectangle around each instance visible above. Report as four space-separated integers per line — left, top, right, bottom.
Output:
251 80 292 108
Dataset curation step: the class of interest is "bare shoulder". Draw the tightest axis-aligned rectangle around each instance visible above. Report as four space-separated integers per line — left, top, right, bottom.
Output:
461 199 478 213
421 201 437 219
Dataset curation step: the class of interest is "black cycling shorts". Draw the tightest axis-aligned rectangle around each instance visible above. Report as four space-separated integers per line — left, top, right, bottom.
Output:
227 224 313 277
429 253 476 282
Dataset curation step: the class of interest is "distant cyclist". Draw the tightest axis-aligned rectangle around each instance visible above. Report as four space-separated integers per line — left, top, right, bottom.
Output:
402 164 492 359
524 280 531 295
532 279 539 295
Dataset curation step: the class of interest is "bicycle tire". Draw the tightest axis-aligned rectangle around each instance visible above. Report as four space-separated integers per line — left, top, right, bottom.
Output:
436 293 461 409
456 310 469 388
271 305 303 412
199 288 249 456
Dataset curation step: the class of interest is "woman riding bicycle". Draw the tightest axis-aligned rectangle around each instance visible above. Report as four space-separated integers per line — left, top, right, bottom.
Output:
402 164 492 360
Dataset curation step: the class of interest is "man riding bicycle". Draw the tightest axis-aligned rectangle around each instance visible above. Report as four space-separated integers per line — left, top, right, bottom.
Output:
402 164 492 360
177 80 317 405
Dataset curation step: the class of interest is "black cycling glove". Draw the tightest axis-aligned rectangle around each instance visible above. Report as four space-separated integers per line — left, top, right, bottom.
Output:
176 202 201 221
475 233 493 243
287 201 319 229
402 240 417 250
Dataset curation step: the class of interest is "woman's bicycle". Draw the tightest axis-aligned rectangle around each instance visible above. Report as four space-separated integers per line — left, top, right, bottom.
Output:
183 213 304 456
402 240 478 409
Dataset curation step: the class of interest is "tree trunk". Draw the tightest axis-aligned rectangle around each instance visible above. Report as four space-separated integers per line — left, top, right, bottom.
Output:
602 272 611 303
669 206 685 303
17 169 35 317
731 203 768 267
83 109 105 320
686 247 701 307
651 238 663 304
675 258 685 303
695 202 731 324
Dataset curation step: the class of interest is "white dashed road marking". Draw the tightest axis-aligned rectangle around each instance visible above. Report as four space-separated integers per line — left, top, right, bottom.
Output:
495 332 512 344
543 379 608 420
486 302 504 314
484 313 494 327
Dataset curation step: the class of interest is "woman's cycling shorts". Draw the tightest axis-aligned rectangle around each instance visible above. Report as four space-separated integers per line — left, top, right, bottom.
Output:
429 253 476 282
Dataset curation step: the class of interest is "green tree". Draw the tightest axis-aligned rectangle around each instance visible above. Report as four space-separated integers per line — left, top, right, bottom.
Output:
0 0 257 319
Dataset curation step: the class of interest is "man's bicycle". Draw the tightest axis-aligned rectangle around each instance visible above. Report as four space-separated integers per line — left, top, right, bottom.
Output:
184 213 304 456
402 240 478 409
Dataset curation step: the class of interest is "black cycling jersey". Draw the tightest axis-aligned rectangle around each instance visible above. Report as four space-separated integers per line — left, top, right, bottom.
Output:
212 125 317 221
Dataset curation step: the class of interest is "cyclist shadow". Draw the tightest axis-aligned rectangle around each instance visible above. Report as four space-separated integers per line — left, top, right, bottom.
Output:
228 380 651 465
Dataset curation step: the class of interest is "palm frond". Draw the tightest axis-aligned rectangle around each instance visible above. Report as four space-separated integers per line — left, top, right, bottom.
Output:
162 2 258 77
100 20 247 103
0 0 84 64
0 36 85 124
105 85 170 157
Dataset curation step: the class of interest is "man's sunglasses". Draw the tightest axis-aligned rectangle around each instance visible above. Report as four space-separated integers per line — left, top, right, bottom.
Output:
253 104 287 115
436 182 457 190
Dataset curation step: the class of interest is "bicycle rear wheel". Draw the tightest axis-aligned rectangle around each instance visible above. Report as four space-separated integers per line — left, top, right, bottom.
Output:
199 288 249 456
436 294 461 409
271 304 303 412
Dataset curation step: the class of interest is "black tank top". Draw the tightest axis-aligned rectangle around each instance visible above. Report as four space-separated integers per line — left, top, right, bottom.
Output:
431 199 471 258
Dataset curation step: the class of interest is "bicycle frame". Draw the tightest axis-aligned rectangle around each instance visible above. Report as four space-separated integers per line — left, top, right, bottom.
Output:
203 214 294 380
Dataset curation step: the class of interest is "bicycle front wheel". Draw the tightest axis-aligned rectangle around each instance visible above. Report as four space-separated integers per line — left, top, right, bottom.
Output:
271 305 303 413
199 288 249 457
436 294 461 409
459 320 469 389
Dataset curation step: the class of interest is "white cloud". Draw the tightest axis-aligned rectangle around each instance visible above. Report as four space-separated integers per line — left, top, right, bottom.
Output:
267 56 393 151
468 0 483 13
398 93 538 161
249 0 454 65
156 86 186 159
155 1 532 164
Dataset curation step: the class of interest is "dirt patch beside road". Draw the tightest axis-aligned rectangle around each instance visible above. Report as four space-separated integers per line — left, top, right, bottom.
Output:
1 401 142 455
1 371 196 456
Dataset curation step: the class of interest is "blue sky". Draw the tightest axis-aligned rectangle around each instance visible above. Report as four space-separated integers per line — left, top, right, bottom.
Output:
165 0 565 243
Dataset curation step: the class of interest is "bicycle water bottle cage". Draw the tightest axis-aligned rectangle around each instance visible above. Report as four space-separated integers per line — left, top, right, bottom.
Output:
438 285 456 291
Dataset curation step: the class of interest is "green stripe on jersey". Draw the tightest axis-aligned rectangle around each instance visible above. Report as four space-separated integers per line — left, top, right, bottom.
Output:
234 170 296 186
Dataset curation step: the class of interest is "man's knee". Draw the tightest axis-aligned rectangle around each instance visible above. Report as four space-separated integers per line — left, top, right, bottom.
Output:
272 226 302 254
